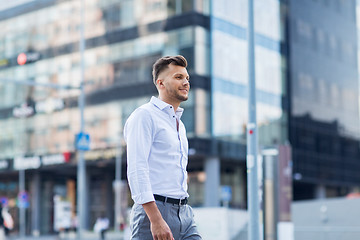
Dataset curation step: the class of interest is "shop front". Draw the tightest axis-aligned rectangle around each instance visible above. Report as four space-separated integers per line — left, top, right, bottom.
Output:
0 148 127 236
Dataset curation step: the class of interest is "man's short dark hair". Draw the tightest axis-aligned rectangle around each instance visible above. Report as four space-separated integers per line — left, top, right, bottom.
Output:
152 55 188 85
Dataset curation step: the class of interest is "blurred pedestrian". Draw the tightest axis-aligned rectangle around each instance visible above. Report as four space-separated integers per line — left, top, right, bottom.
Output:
0 205 5 240
70 212 78 232
94 215 109 240
124 55 202 240
1 207 13 237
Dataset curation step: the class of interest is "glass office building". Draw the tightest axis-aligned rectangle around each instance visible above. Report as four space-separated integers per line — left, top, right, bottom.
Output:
288 0 360 199
0 0 358 236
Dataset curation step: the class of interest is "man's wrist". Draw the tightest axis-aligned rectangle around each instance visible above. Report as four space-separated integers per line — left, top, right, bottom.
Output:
142 201 164 224
149 213 164 224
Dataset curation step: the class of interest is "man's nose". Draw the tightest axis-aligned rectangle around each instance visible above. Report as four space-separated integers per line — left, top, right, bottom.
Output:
183 79 190 86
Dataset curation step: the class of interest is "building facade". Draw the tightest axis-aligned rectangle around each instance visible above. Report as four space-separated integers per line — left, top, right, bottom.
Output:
0 0 358 236
288 0 360 200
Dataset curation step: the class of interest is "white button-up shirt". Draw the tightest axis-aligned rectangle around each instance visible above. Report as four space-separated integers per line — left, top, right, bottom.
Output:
124 96 189 205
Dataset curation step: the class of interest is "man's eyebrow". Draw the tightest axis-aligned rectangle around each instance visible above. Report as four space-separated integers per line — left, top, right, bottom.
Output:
174 73 190 79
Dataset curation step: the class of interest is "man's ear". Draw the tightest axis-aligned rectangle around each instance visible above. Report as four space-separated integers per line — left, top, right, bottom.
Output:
156 79 164 88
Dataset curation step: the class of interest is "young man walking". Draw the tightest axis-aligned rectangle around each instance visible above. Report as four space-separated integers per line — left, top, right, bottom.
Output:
124 55 202 240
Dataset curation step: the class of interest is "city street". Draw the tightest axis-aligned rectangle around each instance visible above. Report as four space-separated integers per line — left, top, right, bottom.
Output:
8 231 125 240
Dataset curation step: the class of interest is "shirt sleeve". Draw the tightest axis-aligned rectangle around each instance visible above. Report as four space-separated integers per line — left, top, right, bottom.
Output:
124 108 155 204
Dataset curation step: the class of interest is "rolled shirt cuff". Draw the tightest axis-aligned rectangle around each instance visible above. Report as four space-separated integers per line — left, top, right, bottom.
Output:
132 191 155 205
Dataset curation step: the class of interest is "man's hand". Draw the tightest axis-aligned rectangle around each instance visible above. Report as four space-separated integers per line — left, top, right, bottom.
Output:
142 201 174 240
150 217 174 240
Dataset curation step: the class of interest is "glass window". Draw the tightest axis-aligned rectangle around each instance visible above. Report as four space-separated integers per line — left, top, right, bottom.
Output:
255 0 281 41
167 0 177 15
329 34 337 56
212 30 248 85
194 89 210 137
342 42 354 65
297 19 312 45
256 47 282 95
336 0 342 13
103 4 121 30
317 29 325 53
182 0 194 12
134 0 168 25
291 19 298 42
212 93 248 141
312 27 317 50
194 0 210 15
213 0 246 27
337 38 343 61
330 83 340 108
194 31 210 76
342 88 357 112
318 79 328 104
324 32 331 56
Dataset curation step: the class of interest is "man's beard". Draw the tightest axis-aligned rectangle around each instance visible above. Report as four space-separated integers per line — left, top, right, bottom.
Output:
167 88 188 102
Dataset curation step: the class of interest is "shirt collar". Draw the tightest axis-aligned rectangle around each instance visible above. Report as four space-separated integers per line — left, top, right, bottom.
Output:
150 96 184 118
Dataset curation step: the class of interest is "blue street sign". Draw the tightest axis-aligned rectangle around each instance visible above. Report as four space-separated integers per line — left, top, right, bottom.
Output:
75 132 90 151
18 191 29 209
19 191 28 201
18 201 29 208
221 185 232 202
0 197 8 206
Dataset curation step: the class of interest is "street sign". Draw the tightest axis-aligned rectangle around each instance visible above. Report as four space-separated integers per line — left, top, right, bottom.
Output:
17 52 41 65
0 197 8 206
75 132 90 151
221 186 232 202
18 191 29 209
14 156 41 170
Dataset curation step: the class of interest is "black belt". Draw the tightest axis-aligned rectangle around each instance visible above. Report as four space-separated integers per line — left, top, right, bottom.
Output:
154 194 188 205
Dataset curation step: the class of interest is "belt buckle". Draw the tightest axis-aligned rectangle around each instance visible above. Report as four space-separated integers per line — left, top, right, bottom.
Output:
179 198 182 205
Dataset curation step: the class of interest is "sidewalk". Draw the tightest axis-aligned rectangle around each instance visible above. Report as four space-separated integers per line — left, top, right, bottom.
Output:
8 230 126 240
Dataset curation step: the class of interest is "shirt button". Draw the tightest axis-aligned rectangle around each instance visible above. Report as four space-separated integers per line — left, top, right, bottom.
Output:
173 116 175 118
170 106 172 108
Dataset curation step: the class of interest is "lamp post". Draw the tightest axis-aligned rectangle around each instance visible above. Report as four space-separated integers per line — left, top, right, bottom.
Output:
114 132 123 232
77 0 87 238
262 148 279 240
247 0 261 240
19 169 25 238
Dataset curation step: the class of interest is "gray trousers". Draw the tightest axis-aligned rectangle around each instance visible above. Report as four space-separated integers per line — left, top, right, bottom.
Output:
130 200 202 240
